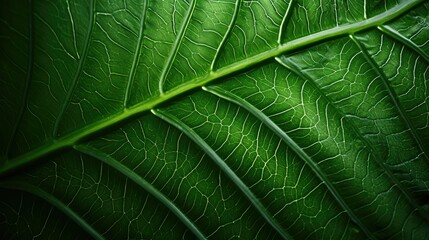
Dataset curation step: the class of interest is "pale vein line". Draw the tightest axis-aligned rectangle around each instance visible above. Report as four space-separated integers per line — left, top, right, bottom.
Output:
210 0 242 71
75 145 207 240
124 0 148 107
378 25 429 63
0 181 105 240
158 0 196 95
278 50 429 223
1 0 423 175
7 0 34 158
363 0 367 19
350 34 429 167
52 0 96 137
202 85 376 240
152 109 293 240
277 0 295 45
66 0 79 59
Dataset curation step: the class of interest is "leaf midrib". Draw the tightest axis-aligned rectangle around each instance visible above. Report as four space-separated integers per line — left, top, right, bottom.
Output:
1 0 423 176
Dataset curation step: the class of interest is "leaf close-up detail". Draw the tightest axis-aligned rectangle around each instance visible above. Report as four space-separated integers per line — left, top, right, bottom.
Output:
1 0 429 239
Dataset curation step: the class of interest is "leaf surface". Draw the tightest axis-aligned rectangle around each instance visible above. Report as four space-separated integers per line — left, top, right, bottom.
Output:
1 0 429 239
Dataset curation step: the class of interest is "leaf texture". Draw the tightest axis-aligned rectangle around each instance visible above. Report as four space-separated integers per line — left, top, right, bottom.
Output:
1 0 429 239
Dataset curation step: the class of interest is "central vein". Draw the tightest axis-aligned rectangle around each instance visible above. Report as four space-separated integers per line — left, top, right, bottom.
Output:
1 0 423 176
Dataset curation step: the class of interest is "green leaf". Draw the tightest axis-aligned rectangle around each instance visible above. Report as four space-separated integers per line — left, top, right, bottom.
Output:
1 0 428 239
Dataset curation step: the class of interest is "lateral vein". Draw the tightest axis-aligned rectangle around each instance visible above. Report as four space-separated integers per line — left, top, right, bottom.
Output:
1 0 423 176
